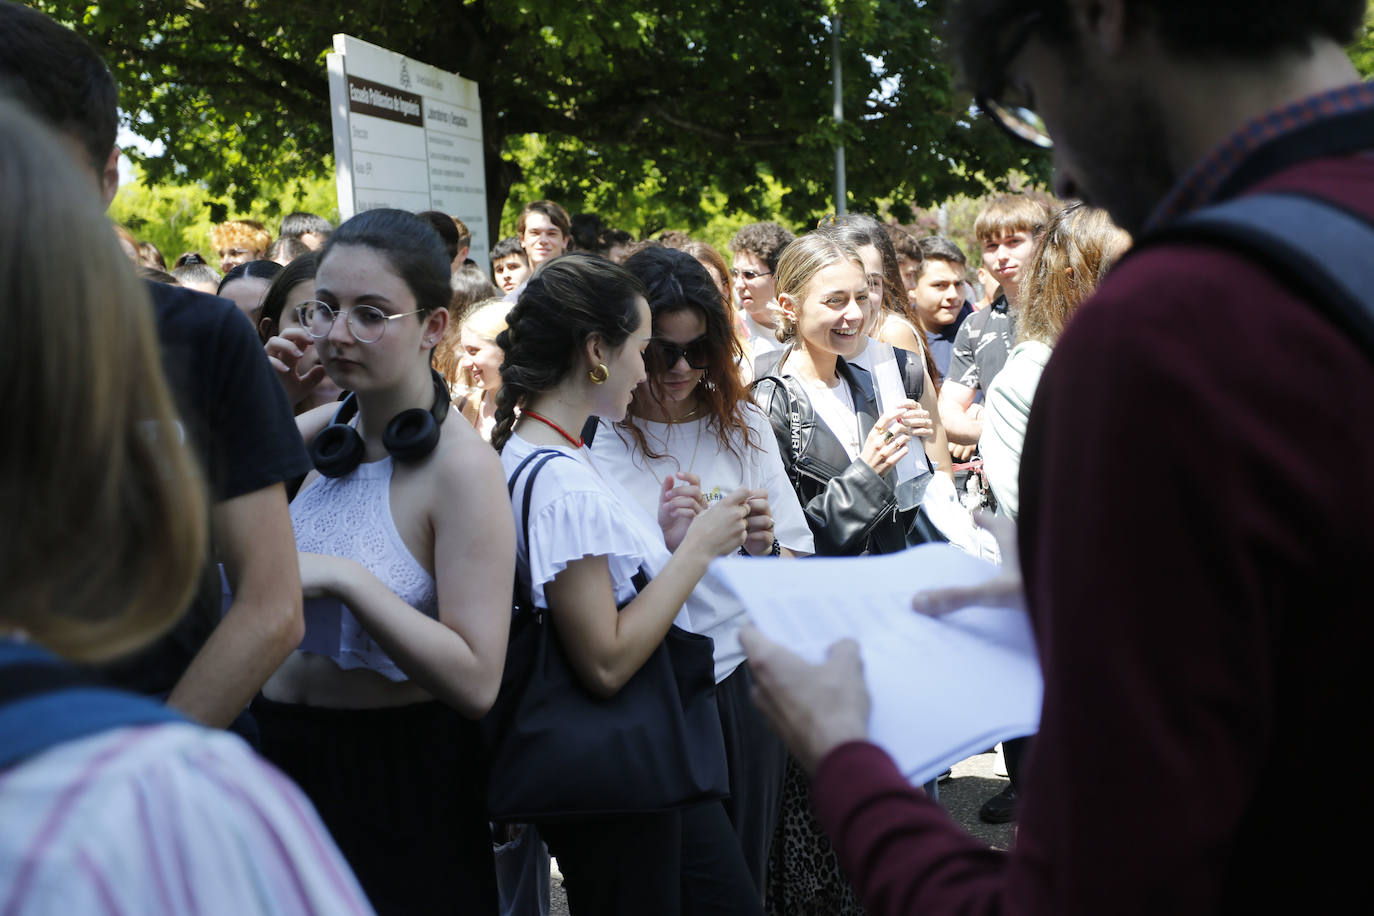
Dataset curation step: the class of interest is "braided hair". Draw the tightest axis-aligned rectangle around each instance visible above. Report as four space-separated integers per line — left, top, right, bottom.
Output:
492 253 647 451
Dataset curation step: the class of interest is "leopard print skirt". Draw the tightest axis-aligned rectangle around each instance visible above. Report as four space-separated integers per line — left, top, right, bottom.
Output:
764 756 868 916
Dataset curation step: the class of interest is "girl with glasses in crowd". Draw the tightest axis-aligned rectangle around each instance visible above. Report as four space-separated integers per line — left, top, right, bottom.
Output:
253 208 514 915
585 246 814 899
492 253 762 915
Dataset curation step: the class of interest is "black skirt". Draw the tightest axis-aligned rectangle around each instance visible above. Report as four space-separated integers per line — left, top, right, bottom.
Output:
254 697 498 915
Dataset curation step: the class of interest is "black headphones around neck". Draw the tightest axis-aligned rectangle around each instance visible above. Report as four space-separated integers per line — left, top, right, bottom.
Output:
309 369 451 478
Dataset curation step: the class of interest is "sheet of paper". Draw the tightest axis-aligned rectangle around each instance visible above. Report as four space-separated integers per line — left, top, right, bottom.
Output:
708 543 1042 787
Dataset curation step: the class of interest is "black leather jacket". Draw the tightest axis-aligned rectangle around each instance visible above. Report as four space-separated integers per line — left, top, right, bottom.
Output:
752 345 926 556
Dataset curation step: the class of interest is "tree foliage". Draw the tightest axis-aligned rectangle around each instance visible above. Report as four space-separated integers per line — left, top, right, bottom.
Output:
38 0 1049 236
1346 0 1374 78
110 164 339 268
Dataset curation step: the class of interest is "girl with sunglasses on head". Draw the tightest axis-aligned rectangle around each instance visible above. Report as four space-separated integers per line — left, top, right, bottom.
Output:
586 246 814 899
493 252 762 916
253 208 514 915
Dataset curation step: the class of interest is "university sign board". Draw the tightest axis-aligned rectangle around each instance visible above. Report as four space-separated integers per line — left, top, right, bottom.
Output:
326 34 489 270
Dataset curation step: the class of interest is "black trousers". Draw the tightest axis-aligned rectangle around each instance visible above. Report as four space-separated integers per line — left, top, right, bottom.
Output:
254 698 498 915
1006 734 1034 789
716 661 788 898
540 800 763 916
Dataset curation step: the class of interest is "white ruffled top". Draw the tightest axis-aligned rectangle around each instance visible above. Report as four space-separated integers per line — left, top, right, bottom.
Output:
501 432 684 627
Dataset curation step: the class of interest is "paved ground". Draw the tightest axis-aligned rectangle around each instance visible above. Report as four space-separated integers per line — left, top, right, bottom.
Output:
548 747 1015 913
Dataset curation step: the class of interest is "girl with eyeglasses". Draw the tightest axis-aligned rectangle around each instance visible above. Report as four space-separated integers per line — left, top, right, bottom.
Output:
586 246 814 899
253 208 514 914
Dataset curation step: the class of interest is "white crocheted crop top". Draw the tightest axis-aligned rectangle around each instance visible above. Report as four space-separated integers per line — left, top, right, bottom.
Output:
290 457 438 681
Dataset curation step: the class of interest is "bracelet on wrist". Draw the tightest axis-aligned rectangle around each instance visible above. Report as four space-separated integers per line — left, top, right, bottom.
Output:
739 538 781 558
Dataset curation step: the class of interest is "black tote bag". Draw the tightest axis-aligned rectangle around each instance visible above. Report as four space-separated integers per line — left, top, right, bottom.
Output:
481 449 729 822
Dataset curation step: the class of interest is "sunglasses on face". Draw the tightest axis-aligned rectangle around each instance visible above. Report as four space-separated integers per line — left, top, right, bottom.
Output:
729 268 772 282
649 336 711 370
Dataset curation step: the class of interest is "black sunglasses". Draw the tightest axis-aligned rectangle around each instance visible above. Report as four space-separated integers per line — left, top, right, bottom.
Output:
649 336 712 370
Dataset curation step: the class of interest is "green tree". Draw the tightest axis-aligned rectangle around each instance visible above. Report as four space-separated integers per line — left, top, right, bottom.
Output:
110 165 339 268
39 0 1047 237
1346 0 1374 77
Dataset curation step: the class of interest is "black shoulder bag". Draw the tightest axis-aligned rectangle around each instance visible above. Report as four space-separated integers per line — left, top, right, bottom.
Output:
481 448 729 822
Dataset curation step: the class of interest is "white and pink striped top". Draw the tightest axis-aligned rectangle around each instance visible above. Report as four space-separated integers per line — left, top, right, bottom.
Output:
0 722 374 915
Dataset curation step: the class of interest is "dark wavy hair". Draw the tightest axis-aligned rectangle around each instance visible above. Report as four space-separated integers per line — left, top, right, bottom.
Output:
256 251 319 342
953 0 1365 98
492 253 647 451
318 208 452 314
617 247 754 463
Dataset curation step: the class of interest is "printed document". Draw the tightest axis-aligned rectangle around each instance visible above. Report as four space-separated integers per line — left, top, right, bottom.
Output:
709 543 1042 786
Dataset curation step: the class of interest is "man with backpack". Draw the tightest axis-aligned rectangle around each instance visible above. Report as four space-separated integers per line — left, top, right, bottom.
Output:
742 1 1374 912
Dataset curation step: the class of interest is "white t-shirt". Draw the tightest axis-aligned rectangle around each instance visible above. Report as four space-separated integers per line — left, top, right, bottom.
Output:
806 378 863 461
980 340 1053 521
745 315 784 370
588 405 814 682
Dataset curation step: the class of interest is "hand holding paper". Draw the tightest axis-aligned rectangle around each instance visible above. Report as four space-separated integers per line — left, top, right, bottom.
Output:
713 541 1042 786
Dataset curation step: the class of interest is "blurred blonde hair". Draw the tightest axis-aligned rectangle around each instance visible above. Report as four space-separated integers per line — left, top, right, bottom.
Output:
435 297 509 395
1016 203 1132 346
0 100 207 662
771 233 865 343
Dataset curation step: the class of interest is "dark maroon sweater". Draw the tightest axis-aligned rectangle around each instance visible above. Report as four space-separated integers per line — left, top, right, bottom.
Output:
810 150 1374 912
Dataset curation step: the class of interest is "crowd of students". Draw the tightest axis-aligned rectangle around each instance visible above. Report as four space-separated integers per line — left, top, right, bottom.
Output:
6 1 1373 914
0 7 1095 912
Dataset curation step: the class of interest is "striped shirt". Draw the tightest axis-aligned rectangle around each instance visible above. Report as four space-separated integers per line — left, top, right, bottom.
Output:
0 721 374 915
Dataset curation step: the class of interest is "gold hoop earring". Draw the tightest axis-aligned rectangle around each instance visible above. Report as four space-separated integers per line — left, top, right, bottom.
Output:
589 363 609 384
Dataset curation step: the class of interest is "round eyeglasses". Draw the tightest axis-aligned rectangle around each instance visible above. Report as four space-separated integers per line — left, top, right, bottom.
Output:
979 97 1052 150
296 301 425 344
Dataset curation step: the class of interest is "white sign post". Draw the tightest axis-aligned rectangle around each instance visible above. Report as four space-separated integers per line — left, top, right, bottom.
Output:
326 34 490 270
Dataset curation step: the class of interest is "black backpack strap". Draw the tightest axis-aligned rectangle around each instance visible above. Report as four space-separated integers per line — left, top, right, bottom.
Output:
1150 191 1374 360
506 449 575 615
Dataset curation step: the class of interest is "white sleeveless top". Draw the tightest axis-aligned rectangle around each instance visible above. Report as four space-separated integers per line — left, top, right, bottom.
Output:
290 457 437 681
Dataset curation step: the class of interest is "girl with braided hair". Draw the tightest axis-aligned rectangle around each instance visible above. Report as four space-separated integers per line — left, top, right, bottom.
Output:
494 253 763 916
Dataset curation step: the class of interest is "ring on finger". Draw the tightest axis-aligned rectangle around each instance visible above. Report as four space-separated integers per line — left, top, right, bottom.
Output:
883 429 895 443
